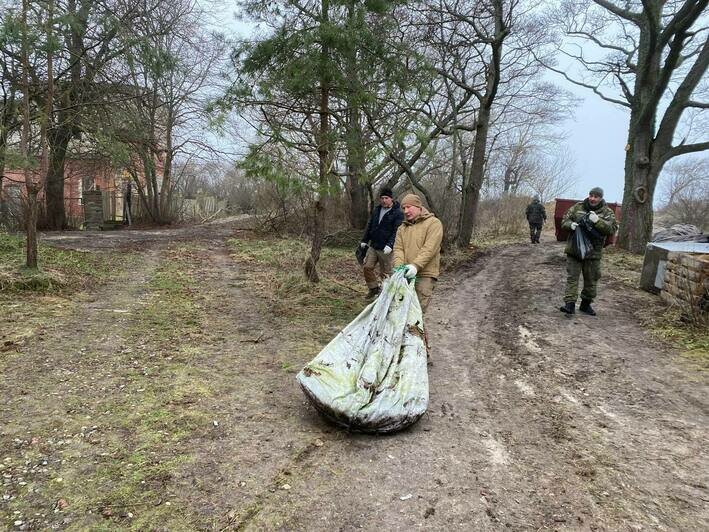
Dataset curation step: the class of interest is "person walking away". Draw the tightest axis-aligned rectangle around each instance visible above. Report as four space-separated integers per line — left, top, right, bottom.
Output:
526 195 546 243
122 181 133 226
559 187 618 316
393 193 443 314
360 187 404 300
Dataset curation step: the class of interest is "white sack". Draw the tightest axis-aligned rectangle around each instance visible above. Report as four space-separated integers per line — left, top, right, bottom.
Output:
296 270 428 433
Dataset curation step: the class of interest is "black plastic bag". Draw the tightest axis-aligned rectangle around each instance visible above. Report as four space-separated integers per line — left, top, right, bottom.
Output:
569 225 592 259
355 244 368 265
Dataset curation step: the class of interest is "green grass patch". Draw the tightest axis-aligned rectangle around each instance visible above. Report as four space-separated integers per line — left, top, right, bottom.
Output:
0 242 222 530
131 247 201 343
34 364 216 529
0 232 117 293
601 246 708 369
470 232 528 249
440 246 482 272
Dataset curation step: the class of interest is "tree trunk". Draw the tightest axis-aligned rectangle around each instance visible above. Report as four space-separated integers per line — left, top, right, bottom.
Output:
20 0 39 267
305 0 331 283
457 106 491 248
455 0 505 248
25 184 40 268
616 19 659 254
347 171 369 229
0 134 6 226
45 121 71 230
346 104 369 229
305 198 324 282
344 1 369 230
617 129 661 253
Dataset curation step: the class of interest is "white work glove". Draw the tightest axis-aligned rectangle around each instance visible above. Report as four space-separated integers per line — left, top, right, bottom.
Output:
383 245 392 255
570 222 578 230
403 264 418 279
588 211 599 223
360 242 368 249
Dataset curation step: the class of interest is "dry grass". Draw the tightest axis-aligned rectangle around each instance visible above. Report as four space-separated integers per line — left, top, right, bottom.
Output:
603 246 708 370
227 235 366 344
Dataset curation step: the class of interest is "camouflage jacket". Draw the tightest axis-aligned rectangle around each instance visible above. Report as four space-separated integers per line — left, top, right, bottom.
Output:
526 200 546 225
561 199 618 259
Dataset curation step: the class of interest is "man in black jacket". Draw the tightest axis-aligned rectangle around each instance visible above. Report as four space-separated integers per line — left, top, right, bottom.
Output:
525 195 546 244
360 187 404 299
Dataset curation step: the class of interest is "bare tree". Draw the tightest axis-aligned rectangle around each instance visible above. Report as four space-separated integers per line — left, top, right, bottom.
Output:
99 0 225 224
486 123 578 201
547 0 709 252
523 149 577 203
657 156 709 230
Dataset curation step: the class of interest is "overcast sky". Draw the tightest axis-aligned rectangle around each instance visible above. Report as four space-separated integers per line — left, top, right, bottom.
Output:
560 91 629 205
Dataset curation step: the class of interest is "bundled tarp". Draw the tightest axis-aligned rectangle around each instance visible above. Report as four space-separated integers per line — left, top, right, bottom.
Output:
652 224 708 243
296 270 428 433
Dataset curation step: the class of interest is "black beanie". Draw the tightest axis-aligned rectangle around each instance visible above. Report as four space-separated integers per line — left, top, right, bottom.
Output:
379 187 393 198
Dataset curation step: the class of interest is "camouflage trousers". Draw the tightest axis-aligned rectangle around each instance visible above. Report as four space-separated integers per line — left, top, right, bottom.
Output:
363 247 393 288
564 256 601 303
529 223 543 243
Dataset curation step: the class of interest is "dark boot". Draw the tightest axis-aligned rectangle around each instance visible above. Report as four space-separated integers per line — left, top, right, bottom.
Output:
579 299 596 316
559 301 575 314
365 287 380 300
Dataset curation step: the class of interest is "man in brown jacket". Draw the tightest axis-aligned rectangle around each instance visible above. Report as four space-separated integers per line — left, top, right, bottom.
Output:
393 193 444 313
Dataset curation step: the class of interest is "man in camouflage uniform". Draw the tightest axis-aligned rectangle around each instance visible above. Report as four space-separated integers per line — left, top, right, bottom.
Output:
559 187 618 316
525 195 546 244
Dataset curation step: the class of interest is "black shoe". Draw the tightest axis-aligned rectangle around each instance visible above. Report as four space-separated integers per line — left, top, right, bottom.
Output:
559 301 575 314
365 287 380 300
579 299 596 316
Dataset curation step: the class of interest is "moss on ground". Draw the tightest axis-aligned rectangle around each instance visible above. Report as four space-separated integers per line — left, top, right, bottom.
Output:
644 308 709 371
0 242 220 530
0 233 118 293
602 246 645 287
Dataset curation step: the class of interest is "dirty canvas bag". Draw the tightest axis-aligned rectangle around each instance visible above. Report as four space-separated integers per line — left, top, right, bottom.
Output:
296 269 428 433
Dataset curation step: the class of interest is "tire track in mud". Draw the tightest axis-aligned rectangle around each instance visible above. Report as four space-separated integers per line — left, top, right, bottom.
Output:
202 240 707 531
429 243 708 531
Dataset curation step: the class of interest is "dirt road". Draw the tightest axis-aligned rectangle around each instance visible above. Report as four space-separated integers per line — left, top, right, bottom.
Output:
2 226 707 531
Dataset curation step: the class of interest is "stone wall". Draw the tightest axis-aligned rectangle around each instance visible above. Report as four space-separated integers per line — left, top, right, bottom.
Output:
660 253 709 317
82 190 103 230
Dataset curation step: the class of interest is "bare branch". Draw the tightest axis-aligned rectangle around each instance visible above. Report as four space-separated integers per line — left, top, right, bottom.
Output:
532 51 631 107
590 0 641 23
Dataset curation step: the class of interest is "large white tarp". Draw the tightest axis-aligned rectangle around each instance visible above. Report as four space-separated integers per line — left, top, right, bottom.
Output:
296 270 429 433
